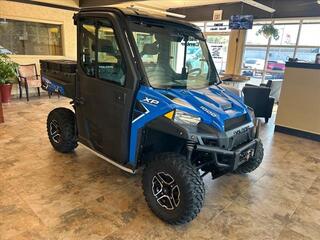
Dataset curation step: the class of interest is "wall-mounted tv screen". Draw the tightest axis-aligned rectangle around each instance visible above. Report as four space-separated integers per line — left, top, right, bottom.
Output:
229 15 254 30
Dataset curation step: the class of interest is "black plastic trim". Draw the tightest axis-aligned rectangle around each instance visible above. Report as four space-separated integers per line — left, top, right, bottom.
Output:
196 138 259 170
146 116 189 140
286 62 320 70
275 125 320 142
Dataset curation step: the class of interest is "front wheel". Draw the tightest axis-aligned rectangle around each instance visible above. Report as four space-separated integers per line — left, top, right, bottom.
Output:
142 153 205 225
47 108 78 153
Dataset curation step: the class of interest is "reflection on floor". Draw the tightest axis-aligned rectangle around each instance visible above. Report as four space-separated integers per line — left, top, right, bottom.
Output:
0 97 319 240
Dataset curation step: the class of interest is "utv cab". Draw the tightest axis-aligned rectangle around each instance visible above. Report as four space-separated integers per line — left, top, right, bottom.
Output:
41 7 264 225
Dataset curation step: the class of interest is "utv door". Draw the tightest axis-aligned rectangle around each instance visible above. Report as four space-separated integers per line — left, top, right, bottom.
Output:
75 14 139 164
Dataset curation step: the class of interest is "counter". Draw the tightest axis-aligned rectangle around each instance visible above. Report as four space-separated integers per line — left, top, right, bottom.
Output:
275 62 320 141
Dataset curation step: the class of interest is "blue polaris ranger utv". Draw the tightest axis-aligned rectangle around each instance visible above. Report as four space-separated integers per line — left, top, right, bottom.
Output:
41 7 264 225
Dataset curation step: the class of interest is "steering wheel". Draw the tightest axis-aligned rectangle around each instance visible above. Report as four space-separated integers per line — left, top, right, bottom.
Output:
188 68 202 77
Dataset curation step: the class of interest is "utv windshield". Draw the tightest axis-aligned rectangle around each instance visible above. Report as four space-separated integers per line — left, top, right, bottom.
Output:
129 19 219 89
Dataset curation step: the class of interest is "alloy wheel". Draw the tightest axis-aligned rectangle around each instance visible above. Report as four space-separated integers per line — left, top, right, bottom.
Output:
49 120 61 143
152 172 181 210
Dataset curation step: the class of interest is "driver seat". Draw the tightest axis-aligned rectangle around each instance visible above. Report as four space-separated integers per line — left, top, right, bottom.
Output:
140 42 174 86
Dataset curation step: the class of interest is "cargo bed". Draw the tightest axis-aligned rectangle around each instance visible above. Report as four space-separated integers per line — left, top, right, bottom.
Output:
40 60 77 99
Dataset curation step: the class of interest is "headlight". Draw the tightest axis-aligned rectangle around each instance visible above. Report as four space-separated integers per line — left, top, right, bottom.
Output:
248 107 255 121
174 110 201 125
241 91 244 100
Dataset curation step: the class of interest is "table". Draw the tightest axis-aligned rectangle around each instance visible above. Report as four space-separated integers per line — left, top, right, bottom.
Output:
220 74 250 89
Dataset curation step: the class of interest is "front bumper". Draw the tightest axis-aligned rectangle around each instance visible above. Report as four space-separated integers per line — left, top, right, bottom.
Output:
196 138 260 171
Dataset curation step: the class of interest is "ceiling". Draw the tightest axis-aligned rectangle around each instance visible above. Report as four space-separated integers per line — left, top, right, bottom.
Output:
80 0 240 10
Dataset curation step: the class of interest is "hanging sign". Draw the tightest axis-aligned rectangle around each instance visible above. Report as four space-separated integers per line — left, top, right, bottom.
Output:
213 10 223 21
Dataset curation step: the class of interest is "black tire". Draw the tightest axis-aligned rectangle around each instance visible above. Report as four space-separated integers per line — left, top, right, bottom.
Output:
47 107 78 153
234 141 264 174
142 153 205 225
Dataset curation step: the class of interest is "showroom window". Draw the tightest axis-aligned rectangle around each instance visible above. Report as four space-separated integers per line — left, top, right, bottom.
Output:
298 23 320 46
242 46 267 84
242 19 320 84
192 21 230 74
0 18 62 55
246 23 270 45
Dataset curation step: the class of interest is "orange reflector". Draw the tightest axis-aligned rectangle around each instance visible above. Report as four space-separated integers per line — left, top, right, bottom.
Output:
164 111 174 120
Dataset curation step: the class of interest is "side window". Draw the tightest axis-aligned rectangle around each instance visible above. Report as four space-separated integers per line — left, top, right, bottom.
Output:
96 20 125 86
79 19 96 77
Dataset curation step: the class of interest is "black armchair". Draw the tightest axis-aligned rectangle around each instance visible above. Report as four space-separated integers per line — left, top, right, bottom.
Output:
245 80 272 88
242 85 275 123
260 80 272 88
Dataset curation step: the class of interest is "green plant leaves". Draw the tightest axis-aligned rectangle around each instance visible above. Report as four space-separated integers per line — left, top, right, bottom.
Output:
0 54 18 84
256 25 280 41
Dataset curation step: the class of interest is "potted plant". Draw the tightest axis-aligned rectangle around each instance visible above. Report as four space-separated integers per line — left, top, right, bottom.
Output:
256 25 280 40
0 54 18 103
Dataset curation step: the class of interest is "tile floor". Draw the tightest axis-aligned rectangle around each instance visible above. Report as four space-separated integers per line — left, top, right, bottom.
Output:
0 97 319 240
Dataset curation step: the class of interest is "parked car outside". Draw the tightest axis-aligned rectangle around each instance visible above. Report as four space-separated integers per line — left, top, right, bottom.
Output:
267 60 285 71
0 46 13 55
243 58 265 76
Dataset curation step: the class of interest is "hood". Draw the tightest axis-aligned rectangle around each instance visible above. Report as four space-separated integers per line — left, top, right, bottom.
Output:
156 85 250 132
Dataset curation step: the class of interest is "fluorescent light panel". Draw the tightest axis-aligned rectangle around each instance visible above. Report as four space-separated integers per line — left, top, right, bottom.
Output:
241 0 276 13
128 4 186 18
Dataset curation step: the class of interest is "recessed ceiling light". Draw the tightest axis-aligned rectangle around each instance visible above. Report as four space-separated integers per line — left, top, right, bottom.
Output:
128 4 186 18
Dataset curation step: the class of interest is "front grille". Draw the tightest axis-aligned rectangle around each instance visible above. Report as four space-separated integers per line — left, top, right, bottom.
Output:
202 138 218 146
224 114 248 131
232 132 250 148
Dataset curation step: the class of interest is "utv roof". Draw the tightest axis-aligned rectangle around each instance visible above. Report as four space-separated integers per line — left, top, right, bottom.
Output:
78 7 201 31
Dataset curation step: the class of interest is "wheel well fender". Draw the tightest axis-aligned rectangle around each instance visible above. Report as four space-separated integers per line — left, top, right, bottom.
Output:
138 117 189 165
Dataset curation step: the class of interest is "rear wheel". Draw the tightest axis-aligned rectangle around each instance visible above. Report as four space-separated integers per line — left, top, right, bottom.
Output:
235 141 264 174
142 153 205 225
47 108 77 153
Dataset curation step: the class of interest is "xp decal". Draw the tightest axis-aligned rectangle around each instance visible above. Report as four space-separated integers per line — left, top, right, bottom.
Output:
142 97 160 105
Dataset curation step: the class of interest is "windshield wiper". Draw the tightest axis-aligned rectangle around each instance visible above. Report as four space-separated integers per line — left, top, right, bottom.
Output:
181 36 188 79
